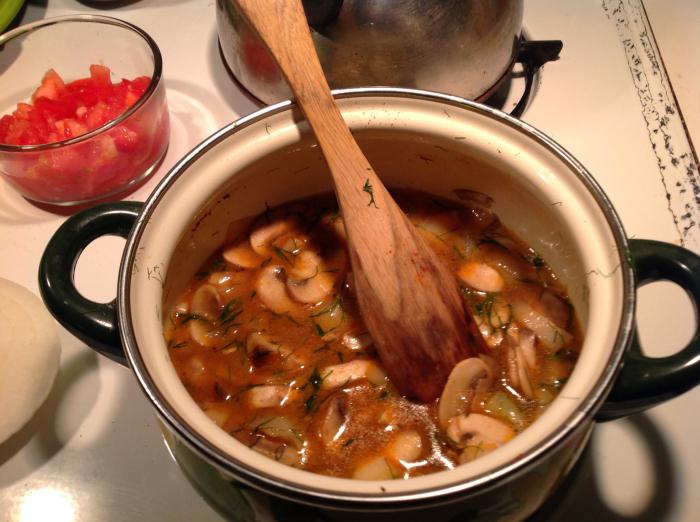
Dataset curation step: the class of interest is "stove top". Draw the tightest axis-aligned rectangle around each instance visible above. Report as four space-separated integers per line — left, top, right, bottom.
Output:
1 1 698 521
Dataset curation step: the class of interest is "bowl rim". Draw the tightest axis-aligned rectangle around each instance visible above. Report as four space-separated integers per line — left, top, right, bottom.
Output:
119 87 636 506
0 14 163 152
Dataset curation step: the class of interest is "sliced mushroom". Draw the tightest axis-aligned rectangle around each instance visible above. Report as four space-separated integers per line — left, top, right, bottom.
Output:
511 299 573 353
287 250 319 279
341 331 373 351
189 319 220 348
256 265 298 315
286 250 341 304
476 243 539 282
222 240 262 269
249 215 298 256
252 438 301 466
246 332 288 361
245 384 297 408
515 328 537 369
446 413 515 454
280 236 305 257
208 271 244 287
438 357 493 430
191 284 221 321
319 394 347 445
320 359 387 390
506 328 538 399
457 262 504 293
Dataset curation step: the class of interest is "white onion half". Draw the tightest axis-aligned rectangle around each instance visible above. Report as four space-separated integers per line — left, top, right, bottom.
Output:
0 278 61 443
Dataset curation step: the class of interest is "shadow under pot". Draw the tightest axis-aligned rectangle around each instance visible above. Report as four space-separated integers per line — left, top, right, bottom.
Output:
39 88 700 521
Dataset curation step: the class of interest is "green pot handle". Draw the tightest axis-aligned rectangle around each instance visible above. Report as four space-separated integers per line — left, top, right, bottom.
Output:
597 238 700 421
38 202 143 367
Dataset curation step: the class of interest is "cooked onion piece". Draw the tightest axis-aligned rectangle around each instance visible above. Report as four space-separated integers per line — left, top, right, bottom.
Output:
0 278 61 443
457 261 504 292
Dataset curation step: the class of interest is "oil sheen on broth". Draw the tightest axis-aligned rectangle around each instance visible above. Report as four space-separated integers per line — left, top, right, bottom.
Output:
164 190 581 480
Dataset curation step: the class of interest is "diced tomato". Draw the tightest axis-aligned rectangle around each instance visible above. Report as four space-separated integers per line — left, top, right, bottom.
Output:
0 65 170 204
31 69 67 102
0 66 151 146
89 64 112 88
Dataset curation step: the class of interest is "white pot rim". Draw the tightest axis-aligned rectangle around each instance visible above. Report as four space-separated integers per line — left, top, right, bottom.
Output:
118 87 635 507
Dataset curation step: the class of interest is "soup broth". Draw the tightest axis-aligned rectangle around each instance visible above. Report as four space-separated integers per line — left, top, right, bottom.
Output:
164 190 582 479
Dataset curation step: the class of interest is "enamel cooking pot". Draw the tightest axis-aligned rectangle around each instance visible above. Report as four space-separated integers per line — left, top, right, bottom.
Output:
215 0 524 104
40 89 700 521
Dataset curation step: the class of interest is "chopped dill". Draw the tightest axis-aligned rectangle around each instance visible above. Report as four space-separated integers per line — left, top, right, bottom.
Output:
477 235 505 248
303 367 325 412
179 313 204 325
363 179 378 208
474 293 495 316
282 313 302 326
474 293 511 329
531 254 545 268
326 208 341 224
220 298 243 324
272 246 295 266
310 296 344 319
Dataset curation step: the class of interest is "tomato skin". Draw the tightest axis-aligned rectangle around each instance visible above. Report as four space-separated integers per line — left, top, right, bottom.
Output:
0 66 170 204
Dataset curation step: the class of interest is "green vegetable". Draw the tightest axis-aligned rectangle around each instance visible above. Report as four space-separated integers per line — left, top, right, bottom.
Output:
363 179 378 208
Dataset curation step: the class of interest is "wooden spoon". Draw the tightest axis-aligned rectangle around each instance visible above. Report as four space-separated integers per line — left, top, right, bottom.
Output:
234 0 487 402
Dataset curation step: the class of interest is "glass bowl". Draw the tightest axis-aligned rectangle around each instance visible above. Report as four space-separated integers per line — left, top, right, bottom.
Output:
0 15 170 206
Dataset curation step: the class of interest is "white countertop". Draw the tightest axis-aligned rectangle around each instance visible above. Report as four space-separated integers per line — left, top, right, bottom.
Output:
1 1 699 521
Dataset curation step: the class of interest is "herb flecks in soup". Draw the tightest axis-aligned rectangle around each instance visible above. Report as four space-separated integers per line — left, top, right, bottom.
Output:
164 191 581 479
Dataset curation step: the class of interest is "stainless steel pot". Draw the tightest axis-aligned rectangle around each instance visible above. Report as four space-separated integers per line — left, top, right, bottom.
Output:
216 0 524 104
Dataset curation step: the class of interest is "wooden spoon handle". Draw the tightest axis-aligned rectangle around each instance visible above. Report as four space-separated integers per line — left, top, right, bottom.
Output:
234 0 376 199
234 0 485 402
